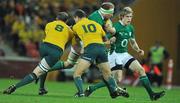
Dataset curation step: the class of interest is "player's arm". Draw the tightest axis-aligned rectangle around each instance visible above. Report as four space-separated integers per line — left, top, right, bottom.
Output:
104 19 116 35
101 25 109 43
129 38 144 56
100 26 113 48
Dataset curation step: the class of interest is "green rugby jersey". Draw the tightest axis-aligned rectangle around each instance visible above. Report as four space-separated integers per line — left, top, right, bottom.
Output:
88 10 105 26
113 21 135 53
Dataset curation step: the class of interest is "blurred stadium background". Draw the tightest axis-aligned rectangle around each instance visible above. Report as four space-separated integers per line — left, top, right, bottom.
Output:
0 0 180 98
1 0 180 103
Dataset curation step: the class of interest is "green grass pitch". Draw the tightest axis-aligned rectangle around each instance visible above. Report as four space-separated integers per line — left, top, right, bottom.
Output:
0 78 180 103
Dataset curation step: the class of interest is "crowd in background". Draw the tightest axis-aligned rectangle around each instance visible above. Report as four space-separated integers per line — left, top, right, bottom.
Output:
0 0 171 86
0 0 134 58
0 0 106 58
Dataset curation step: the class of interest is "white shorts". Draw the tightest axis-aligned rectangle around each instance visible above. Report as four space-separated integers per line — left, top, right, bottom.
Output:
108 51 135 69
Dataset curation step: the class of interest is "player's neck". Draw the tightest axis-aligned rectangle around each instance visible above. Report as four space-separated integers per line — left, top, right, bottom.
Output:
119 20 126 26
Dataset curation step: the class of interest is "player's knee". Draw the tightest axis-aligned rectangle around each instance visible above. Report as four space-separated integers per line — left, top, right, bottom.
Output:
102 69 111 80
33 66 45 77
102 68 111 75
137 66 146 76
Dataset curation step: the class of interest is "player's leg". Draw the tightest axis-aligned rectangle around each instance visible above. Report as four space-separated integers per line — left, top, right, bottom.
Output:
98 62 129 98
129 60 165 101
38 60 66 95
73 58 91 97
84 51 125 97
38 47 80 95
3 58 48 94
37 47 64 95
36 43 68 95
38 73 48 95
3 43 63 94
50 46 80 71
84 68 123 97
97 62 117 97
74 44 104 97
111 65 123 86
95 45 129 98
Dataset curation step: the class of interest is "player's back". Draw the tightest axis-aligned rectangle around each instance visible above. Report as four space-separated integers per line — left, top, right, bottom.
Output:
43 20 73 50
73 18 105 47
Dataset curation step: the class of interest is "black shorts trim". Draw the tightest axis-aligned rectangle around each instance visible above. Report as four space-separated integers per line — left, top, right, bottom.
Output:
124 58 136 69
111 65 123 71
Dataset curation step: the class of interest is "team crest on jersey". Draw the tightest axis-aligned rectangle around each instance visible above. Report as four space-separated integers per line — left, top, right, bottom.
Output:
119 32 132 37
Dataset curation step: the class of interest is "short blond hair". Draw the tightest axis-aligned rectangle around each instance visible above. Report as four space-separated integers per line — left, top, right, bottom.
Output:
119 7 133 19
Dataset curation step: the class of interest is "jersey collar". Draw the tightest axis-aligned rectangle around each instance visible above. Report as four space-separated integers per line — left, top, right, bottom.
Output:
98 10 104 20
119 20 125 26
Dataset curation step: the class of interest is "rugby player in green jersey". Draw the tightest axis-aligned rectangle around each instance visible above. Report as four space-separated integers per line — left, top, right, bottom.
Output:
85 7 165 101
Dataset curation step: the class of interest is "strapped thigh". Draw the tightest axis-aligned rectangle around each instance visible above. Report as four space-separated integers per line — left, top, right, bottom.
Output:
38 58 50 72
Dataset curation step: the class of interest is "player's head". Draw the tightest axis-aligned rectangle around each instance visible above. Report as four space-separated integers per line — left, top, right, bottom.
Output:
66 17 76 28
73 9 86 23
56 12 69 22
99 2 114 20
119 7 133 25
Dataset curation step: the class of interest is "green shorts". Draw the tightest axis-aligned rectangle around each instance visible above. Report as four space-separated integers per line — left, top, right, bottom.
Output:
81 43 108 64
39 42 63 67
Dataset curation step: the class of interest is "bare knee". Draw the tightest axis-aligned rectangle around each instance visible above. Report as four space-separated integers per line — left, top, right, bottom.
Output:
129 60 146 76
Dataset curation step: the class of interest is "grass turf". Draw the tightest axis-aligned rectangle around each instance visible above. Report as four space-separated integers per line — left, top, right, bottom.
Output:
0 78 179 103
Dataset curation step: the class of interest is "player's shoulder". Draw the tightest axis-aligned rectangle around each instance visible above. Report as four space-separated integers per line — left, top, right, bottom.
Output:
88 10 98 18
127 24 134 29
112 21 122 30
113 21 120 27
89 19 102 27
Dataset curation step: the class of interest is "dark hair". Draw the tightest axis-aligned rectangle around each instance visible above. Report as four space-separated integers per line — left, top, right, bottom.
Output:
74 9 86 18
67 18 75 27
101 2 114 10
56 12 69 22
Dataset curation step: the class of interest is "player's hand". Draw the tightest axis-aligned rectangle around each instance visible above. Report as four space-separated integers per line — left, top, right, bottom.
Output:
138 49 144 56
110 36 116 44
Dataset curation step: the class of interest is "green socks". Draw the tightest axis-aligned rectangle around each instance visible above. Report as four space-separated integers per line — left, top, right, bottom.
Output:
74 77 84 94
90 77 117 94
90 81 106 91
104 77 117 93
38 61 64 89
49 61 65 72
39 73 47 89
15 73 37 88
139 76 154 96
